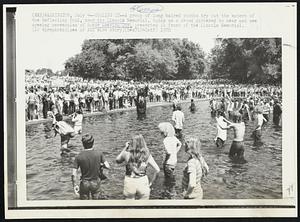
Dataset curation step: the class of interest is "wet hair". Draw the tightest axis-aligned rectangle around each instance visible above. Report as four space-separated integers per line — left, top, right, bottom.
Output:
158 122 175 137
76 109 83 114
184 137 202 160
55 113 63 121
217 110 224 117
232 113 242 123
82 134 94 149
127 134 150 173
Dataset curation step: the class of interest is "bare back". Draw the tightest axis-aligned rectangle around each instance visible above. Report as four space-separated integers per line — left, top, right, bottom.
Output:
232 122 245 142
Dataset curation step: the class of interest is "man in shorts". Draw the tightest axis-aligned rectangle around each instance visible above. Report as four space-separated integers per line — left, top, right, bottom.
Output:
72 134 110 200
221 113 246 163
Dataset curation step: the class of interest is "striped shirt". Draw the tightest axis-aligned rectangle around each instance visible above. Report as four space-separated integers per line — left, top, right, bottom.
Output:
182 156 208 191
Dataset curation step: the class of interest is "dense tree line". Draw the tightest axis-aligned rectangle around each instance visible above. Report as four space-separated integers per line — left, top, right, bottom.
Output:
64 39 206 81
207 38 282 84
63 38 281 84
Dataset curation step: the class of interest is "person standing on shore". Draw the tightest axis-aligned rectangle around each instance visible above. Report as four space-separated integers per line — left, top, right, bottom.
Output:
27 88 37 120
72 134 110 199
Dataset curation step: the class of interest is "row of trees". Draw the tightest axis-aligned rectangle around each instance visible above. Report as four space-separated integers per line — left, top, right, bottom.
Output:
63 38 282 83
25 68 68 76
64 39 206 81
207 38 282 83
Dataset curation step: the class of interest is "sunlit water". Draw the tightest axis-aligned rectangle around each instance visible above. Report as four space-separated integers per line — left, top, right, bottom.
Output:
26 100 282 200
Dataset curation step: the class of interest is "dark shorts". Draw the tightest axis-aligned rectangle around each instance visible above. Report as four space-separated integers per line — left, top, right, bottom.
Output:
175 128 183 139
252 129 263 146
273 114 281 126
263 114 269 123
163 164 176 199
61 134 71 146
216 137 225 148
163 164 176 188
229 141 245 162
80 179 101 200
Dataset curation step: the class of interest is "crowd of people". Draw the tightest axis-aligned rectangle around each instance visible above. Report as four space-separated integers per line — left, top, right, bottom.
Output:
25 74 282 121
47 86 281 200
27 74 282 200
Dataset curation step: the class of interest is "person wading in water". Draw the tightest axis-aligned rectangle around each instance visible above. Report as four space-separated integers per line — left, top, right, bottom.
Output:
135 94 147 120
218 113 247 163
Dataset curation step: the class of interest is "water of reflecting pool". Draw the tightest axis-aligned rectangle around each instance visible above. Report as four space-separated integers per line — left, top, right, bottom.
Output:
26 100 282 200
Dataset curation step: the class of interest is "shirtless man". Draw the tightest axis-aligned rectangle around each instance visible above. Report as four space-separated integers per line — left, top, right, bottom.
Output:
220 113 246 163
252 110 267 146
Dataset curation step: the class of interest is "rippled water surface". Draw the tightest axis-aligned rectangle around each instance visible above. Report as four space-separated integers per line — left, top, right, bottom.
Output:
26 100 282 200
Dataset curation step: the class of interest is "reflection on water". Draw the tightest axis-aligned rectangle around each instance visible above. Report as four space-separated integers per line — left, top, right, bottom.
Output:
26 100 282 200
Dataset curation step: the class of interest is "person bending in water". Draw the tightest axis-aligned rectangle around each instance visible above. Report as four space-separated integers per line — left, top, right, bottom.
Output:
71 110 83 134
51 113 75 155
220 114 246 163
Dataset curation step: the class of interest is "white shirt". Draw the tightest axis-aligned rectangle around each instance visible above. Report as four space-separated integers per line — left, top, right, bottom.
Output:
263 103 271 114
216 116 227 141
64 93 70 101
72 114 83 127
227 102 234 112
163 136 181 166
172 110 185 130
256 114 266 130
